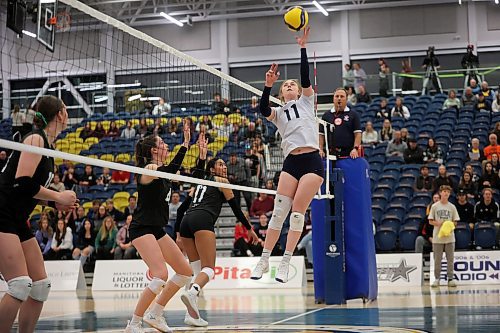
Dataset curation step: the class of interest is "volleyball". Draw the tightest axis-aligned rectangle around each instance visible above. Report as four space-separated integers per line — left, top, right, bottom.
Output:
284 6 308 31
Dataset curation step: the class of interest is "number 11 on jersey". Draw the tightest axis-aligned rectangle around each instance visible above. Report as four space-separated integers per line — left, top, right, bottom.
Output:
284 104 300 121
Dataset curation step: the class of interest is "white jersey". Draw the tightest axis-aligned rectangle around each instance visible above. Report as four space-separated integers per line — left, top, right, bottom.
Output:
270 93 319 158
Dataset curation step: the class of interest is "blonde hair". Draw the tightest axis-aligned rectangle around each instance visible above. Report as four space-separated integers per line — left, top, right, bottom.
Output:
100 216 116 241
278 79 302 103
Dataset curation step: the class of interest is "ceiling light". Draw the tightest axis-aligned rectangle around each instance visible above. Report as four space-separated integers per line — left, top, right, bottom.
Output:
22 30 36 38
128 94 142 102
160 12 184 27
312 1 329 16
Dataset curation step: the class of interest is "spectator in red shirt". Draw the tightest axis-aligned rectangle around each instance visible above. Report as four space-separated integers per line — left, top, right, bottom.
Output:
250 193 274 217
233 221 261 257
110 170 130 185
484 133 500 161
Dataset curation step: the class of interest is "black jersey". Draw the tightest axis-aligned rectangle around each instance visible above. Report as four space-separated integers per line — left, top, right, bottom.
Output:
185 177 227 221
0 129 54 224
133 146 187 227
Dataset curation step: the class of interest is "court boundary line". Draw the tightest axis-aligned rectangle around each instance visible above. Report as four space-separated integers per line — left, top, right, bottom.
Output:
269 306 332 325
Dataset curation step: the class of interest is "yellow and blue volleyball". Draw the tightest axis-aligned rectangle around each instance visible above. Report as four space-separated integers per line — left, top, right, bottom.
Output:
284 6 308 32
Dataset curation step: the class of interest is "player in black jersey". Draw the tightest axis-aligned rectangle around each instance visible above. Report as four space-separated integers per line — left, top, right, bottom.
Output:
178 158 259 327
125 124 208 333
0 96 77 332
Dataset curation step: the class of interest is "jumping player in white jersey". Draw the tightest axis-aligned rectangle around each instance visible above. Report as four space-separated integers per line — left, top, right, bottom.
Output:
251 27 324 283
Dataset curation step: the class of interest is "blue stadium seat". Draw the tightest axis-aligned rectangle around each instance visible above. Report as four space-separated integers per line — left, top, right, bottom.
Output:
94 192 112 201
375 227 397 251
474 222 497 249
411 196 431 208
89 185 105 194
454 223 471 250
392 187 412 199
399 225 419 251
390 197 409 209
78 193 94 203
106 184 124 192
403 217 421 227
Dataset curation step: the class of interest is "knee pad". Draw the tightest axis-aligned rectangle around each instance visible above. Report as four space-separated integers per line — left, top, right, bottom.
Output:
169 274 191 288
268 194 293 231
147 277 166 295
190 260 201 276
201 267 215 280
289 212 305 232
30 278 51 302
7 276 32 302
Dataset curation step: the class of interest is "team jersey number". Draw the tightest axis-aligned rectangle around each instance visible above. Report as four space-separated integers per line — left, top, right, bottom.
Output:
165 189 171 203
193 185 208 204
284 104 300 121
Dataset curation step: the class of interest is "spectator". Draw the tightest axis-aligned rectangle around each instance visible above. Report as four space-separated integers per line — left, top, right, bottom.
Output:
11 104 25 136
415 193 439 254
470 78 480 95
378 60 390 97
404 138 424 164
465 163 480 183
391 97 410 120
375 98 390 120
429 185 460 288
167 192 182 236
474 188 499 238
216 115 233 137
136 118 149 138
110 169 130 185
93 205 108 231
152 97 171 116
195 115 213 132
22 107 35 135
234 220 261 257
97 167 112 186
443 90 461 110
361 121 379 146
415 165 434 192
343 63 355 87
356 85 371 104
455 189 475 233
494 122 500 140
229 123 242 143
47 219 73 260
433 164 455 191
244 145 261 188
124 195 137 217
142 99 153 114
478 162 499 192
385 130 407 157
78 165 97 189
346 86 357 106
250 193 274 218
227 153 252 209
491 153 500 173
87 200 102 221
222 98 234 114
468 138 485 162
480 81 493 99
186 118 197 140
72 219 96 265
49 174 65 192
265 179 275 192
254 136 267 156
95 216 118 260
0 150 6 170
92 122 106 139
105 199 125 225
121 121 136 139
484 133 500 161
35 215 53 259
106 121 120 138
458 171 478 200
423 138 443 164
251 141 266 186
62 165 78 190
248 96 259 117
493 92 500 112
401 59 414 91
114 215 136 259
461 87 477 107
473 94 492 113
148 118 165 136
69 206 87 234
212 93 225 114
255 118 268 138
400 128 409 143
379 119 393 142
352 63 367 93
79 122 93 140
240 122 258 142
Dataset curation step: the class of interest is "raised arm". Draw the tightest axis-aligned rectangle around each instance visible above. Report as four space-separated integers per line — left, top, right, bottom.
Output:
259 64 279 121
296 26 313 97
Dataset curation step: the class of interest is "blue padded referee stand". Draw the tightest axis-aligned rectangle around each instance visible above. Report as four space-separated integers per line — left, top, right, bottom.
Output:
311 158 378 304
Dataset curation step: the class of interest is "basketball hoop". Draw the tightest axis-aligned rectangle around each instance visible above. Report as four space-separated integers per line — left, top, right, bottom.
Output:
56 11 71 32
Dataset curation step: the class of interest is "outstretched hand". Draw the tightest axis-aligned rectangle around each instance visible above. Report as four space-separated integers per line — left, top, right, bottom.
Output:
295 26 310 48
265 63 280 87
182 119 191 147
197 132 209 159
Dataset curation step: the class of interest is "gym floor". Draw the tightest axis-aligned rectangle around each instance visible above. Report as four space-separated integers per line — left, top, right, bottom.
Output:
7 284 500 332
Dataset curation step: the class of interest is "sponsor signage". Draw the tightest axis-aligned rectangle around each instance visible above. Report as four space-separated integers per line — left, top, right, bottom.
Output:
92 257 306 291
376 253 423 287
430 251 500 285
0 261 85 292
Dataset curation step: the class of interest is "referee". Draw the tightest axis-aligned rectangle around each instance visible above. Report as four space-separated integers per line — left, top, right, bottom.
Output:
319 88 362 159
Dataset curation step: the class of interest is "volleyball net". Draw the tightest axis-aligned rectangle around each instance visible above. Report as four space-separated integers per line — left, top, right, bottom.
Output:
0 0 334 216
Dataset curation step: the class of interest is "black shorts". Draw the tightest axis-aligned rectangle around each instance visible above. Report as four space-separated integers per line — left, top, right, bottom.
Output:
0 218 34 242
282 150 324 181
179 210 216 239
129 222 167 241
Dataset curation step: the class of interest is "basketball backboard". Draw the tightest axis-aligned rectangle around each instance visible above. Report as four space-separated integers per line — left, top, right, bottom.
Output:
37 0 58 52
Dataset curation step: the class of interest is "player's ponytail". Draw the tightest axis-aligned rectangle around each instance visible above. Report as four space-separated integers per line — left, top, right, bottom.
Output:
135 135 157 168
206 158 217 175
33 96 64 130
